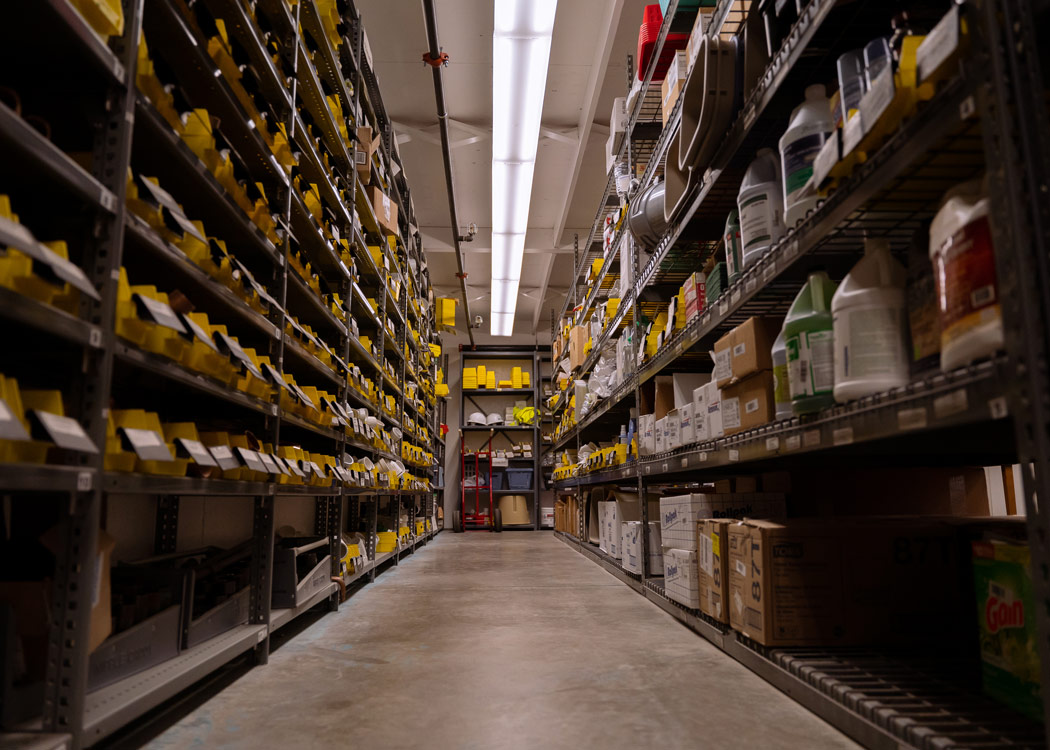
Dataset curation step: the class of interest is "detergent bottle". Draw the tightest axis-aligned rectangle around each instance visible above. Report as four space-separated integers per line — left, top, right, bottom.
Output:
831 237 909 403
737 148 784 270
784 271 838 414
779 84 834 229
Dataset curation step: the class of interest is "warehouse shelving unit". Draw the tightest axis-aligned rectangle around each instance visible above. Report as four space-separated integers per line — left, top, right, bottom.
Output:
458 348 543 530
0 1 442 747
549 0 1050 747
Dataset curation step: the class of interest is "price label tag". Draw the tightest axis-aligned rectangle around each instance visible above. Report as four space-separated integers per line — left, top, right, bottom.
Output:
257 452 281 475
269 455 292 475
29 411 98 453
215 332 263 380
803 429 821 448
783 239 799 262
766 436 779 452
933 388 968 419
897 407 928 431
730 289 741 305
832 427 854 446
120 427 173 461
728 449 739 462
989 397 1009 419
681 458 688 468
719 300 729 316
745 277 757 293
207 444 241 471
763 262 777 283
286 460 307 478
235 447 268 473
785 434 801 451
698 452 708 462
133 294 187 333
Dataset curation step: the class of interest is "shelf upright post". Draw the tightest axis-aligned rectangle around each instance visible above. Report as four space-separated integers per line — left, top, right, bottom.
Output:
533 350 541 528
973 0 1050 736
571 234 584 539
42 4 143 743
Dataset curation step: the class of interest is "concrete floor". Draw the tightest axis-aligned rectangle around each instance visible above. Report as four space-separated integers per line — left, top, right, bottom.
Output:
145 532 859 749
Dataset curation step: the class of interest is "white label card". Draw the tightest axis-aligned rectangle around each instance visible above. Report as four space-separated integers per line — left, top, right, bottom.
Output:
178 314 220 351
30 411 98 453
257 453 281 474
0 398 29 441
215 332 263 379
207 444 242 471
120 427 173 461
175 438 217 466
766 436 779 451
133 294 187 333
234 447 268 473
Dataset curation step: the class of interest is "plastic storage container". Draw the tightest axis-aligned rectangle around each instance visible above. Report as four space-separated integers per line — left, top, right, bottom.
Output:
779 84 834 229
928 179 1003 371
724 210 742 284
836 50 866 123
637 5 689 82
737 148 784 269
784 271 838 414
771 326 792 419
831 237 909 402
505 467 533 490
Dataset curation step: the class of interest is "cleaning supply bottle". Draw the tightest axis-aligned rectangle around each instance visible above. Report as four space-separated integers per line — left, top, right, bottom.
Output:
836 50 866 124
724 210 743 284
784 271 838 414
771 326 792 419
928 178 1003 371
779 84 834 229
905 222 939 373
737 148 784 270
831 237 909 403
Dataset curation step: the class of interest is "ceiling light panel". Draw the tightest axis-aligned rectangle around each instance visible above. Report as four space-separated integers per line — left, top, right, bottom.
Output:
490 0 557 336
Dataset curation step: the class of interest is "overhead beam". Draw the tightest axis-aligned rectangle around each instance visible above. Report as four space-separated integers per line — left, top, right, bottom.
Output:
548 0 626 253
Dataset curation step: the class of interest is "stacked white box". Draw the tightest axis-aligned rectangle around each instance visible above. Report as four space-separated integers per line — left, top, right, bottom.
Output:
659 493 787 550
598 501 611 554
621 521 663 575
605 501 621 559
664 548 700 608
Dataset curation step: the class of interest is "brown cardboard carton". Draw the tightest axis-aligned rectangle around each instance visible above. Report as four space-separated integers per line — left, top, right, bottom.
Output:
370 187 399 236
713 317 780 387
569 325 588 369
653 375 674 421
356 126 380 179
789 467 992 517
698 519 733 623
727 517 964 647
39 527 114 652
720 370 775 435
661 77 683 126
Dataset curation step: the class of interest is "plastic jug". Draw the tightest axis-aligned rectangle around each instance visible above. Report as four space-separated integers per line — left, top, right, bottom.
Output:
779 84 834 229
928 179 1003 371
771 326 792 420
737 148 784 270
831 238 909 402
784 271 838 414
724 210 743 284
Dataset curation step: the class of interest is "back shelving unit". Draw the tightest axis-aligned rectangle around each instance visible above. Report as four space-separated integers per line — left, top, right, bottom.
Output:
0 1 443 747
550 0 1050 747
458 347 543 531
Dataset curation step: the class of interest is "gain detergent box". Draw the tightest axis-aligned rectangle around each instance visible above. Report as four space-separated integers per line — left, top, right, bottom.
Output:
972 538 1043 721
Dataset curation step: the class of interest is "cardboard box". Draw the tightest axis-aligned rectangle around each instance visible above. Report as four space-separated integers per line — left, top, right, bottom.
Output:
569 325 588 370
720 370 775 436
664 548 700 608
661 76 683 126
672 373 709 410
972 537 1042 721
370 187 399 236
622 521 663 575
655 416 667 453
679 402 696 445
654 375 674 420
698 519 733 623
665 409 682 450
713 317 780 388
685 6 712 70
610 96 628 150
728 517 964 647
660 493 786 550
355 126 380 180
683 271 706 320
639 413 656 456
694 381 723 440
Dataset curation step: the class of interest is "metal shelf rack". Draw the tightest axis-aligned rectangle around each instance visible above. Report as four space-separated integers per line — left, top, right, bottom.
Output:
0 0 444 747
550 0 1050 746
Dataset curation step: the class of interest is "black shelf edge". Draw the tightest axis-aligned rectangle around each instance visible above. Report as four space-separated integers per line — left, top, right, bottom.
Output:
0 463 95 493
0 286 103 349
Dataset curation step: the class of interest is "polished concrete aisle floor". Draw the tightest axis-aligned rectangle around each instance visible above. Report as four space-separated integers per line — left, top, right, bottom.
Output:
145 532 859 750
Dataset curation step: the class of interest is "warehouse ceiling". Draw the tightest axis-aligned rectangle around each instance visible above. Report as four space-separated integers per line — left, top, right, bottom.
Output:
355 0 648 342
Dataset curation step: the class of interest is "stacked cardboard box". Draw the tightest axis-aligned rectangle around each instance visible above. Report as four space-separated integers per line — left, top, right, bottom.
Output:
660 492 786 550
713 317 780 436
697 519 733 623
664 548 700 608
661 51 687 126
622 521 662 575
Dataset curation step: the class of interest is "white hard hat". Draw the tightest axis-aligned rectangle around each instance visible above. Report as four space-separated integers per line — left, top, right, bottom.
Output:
468 411 487 425
486 412 503 425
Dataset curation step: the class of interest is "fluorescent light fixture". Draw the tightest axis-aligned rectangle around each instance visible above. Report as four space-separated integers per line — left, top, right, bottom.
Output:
490 0 557 336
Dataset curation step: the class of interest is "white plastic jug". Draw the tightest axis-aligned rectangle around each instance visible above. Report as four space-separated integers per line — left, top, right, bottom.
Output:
737 148 784 270
779 84 834 229
832 237 909 402
928 179 1003 371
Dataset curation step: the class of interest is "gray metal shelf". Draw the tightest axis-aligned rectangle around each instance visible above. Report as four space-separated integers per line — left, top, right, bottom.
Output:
82 624 266 744
269 581 337 632
0 287 102 350
0 464 94 493
0 733 72 750
557 532 1042 750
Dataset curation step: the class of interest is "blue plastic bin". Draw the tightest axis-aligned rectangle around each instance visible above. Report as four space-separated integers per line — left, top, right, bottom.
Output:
505 468 533 490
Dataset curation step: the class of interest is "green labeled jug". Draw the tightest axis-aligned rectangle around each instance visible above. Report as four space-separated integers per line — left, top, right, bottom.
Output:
784 271 838 414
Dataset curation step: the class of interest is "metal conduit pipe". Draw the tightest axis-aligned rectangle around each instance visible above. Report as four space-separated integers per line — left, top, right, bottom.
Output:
421 0 475 344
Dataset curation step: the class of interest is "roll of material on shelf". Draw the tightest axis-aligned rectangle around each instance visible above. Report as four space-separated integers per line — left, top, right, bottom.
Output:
627 180 669 249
